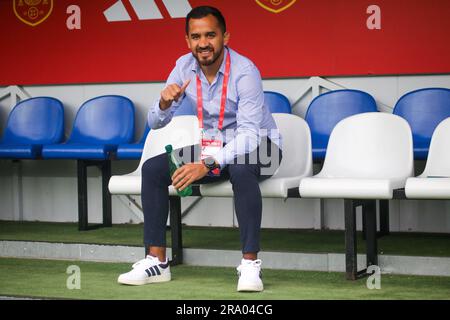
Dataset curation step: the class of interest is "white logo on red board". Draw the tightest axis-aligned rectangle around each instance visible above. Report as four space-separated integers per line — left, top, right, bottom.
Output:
104 0 192 22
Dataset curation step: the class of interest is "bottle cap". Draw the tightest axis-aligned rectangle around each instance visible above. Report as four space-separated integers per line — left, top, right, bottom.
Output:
165 145 173 153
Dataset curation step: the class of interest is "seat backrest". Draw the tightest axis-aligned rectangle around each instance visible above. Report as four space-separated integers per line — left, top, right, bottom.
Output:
319 113 414 179
264 91 291 114
139 124 151 144
393 88 450 156
271 113 312 178
420 117 450 177
305 89 378 153
135 115 200 173
2 97 64 144
69 95 135 144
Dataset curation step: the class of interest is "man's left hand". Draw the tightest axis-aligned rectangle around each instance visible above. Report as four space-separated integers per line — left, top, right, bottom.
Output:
171 163 209 191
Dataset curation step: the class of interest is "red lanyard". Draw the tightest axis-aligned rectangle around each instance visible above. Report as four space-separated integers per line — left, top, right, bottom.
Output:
196 50 231 131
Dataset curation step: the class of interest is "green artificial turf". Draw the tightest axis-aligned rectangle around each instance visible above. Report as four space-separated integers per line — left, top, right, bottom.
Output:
0 258 449 300
1 221 450 257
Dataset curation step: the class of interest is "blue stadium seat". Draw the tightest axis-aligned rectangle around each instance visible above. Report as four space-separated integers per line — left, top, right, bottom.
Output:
264 91 291 113
393 88 450 160
116 98 194 160
0 97 64 159
305 89 378 161
42 95 135 231
116 124 150 160
42 95 135 160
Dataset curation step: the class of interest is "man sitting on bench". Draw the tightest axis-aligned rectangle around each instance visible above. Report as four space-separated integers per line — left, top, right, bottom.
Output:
118 5 282 292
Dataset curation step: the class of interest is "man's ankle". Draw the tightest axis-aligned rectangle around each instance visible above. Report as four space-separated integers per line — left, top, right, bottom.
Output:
243 253 257 261
148 246 167 262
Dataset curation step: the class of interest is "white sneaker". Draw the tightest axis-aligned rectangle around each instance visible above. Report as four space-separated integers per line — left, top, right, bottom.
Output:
117 255 171 286
236 259 264 292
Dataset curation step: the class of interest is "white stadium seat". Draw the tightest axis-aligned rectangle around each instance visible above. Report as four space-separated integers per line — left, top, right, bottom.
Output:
299 112 414 199
108 115 200 195
298 112 414 279
405 117 450 199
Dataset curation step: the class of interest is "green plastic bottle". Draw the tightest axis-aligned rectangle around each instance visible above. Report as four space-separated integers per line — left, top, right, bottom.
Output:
165 144 192 197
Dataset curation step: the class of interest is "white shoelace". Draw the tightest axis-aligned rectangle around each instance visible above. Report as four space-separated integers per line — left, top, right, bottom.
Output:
237 259 262 275
132 255 159 269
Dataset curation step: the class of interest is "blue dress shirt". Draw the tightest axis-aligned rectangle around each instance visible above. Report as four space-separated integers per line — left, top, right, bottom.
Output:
148 47 282 168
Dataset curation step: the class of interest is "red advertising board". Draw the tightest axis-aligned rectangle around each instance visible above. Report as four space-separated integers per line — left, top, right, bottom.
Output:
1 0 449 85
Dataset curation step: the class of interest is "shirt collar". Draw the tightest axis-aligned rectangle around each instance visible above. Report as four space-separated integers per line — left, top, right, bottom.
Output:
190 46 229 76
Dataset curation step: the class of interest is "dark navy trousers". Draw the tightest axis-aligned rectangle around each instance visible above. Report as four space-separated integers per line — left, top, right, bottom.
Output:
141 139 282 254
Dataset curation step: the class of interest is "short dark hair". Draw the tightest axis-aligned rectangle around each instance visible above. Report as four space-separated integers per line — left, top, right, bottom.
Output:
185 6 226 35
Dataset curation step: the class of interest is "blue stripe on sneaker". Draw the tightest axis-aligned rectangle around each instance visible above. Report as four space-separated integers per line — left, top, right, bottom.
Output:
154 266 161 275
149 267 156 276
145 269 151 277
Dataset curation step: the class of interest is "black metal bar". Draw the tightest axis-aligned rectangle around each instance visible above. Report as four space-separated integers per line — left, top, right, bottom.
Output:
287 187 301 198
312 159 324 175
77 160 88 231
191 185 201 197
101 160 112 227
76 159 113 231
352 199 366 207
378 200 390 236
344 199 357 280
364 200 378 267
169 196 183 265
393 188 407 199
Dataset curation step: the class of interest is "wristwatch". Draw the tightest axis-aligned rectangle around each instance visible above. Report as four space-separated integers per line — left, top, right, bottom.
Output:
202 157 220 171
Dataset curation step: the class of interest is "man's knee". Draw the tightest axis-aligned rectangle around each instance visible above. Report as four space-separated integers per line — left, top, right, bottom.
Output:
228 164 260 184
142 154 169 179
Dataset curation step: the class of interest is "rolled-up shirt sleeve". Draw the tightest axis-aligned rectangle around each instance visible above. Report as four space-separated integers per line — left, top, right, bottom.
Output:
214 66 263 168
147 66 185 129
